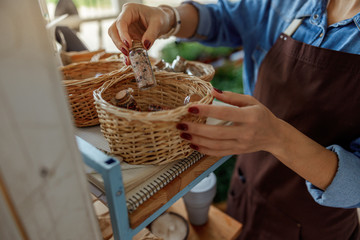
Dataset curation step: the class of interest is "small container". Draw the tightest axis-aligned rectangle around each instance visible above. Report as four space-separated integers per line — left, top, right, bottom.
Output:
154 59 174 72
172 56 187 73
150 212 189 240
186 65 205 77
183 94 202 105
111 88 140 111
129 40 157 90
183 172 217 226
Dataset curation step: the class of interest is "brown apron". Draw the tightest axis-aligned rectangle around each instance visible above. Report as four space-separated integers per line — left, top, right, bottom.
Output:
227 21 360 239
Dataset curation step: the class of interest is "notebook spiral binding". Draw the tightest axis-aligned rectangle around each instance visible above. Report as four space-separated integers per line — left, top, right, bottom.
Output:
126 151 204 213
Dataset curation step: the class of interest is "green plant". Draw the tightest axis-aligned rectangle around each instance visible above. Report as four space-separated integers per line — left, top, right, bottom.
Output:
161 42 235 63
213 156 237 203
211 61 243 93
161 42 243 93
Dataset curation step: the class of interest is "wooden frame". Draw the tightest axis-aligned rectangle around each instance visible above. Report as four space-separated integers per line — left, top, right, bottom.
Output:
0 1 101 239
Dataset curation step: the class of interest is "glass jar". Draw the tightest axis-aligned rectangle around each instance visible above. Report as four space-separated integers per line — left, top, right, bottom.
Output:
111 88 140 111
154 59 174 72
171 55 186 73
129 40 157 90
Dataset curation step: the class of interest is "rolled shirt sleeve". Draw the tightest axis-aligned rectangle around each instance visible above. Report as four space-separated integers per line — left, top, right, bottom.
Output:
306 141 360 208
180 0 244 47
181 1 213 41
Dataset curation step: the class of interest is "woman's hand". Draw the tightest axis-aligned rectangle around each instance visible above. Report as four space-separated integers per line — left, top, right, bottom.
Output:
179 88 338 190
108 3 175 63
177 88 284 157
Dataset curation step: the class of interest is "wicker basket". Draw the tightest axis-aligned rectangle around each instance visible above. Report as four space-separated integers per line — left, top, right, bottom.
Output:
61 60 129 127
186 60 215 82
90 52 123 62
93 69 214 165
60 49 106 65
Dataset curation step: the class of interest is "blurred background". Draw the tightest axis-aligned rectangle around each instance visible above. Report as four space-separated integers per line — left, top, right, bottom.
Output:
44 0 243 208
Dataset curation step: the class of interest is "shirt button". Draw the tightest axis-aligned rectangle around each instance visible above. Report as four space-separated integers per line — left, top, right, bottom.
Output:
313 14 319 19
319 33 324 38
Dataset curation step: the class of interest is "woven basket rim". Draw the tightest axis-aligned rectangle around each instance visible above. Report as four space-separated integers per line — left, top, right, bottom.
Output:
186 60 214 70
185 60 215 82
61 63 130 87
93 70 213 122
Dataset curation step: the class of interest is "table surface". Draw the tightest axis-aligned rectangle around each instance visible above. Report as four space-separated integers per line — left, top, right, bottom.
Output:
167 198 242 240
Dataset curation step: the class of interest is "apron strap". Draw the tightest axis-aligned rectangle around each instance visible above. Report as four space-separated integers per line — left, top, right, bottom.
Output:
283 18 303 36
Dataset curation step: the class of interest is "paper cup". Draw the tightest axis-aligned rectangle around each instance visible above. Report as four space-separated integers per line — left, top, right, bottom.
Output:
183 172 217 225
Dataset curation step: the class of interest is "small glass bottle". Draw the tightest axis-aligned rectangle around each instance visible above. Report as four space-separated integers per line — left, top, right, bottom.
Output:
171 55 186 73
154 59 174 72
183 94 202 105
129 40 157 90
111 88 140 111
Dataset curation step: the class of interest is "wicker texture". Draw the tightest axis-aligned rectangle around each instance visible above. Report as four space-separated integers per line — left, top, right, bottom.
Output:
60 49 105 65
90 52 123 62
94 69 213 165
186 61 215 82
61 60 127 127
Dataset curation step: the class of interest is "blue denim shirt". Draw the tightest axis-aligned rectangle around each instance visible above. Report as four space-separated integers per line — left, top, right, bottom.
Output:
183 0 360 208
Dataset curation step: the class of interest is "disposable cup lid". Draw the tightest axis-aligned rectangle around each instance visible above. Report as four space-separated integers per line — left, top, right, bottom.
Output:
190 172 216 193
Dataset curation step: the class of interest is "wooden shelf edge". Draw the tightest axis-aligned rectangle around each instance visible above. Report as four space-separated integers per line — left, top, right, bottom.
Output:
128 155 221 228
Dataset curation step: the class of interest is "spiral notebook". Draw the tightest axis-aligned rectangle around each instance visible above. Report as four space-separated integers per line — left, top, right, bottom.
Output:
86 150 204 213
75 126 204 213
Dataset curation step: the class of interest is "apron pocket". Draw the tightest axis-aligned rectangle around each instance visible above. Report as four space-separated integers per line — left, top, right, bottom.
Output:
226 167 249 226
226 167 301 240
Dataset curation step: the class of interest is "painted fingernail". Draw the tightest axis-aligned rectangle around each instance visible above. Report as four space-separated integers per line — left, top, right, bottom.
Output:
190 144 199 150
123 40 130 48
213 87 223 93
188 107 199 114
144 40 151 50
180 133 192 140
176 123 188 131
120 47 129 56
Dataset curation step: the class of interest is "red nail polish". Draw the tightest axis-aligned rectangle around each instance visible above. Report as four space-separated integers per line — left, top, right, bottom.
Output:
144 40 151 50
120 47 129 56
190 144 199 150
213 87 223 93
123 40 130 48
180 133 192 140
188 107 199 114
176 123 188 131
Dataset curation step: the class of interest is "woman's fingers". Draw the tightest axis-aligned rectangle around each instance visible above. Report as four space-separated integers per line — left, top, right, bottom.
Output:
177 123 240 140
188 104 256 123
177 122 262 155
180 132 238 150
115 3 140 49
142 18 162 49
185 90 262 123
116 15 134 50
109 3 170 52
108 4 143 51
212 88 259 107
108 22 126 52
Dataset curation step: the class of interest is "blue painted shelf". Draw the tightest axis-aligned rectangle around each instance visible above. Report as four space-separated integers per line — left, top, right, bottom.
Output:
76 136 231 240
